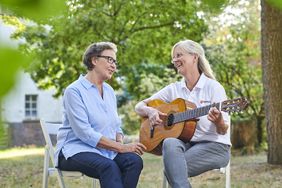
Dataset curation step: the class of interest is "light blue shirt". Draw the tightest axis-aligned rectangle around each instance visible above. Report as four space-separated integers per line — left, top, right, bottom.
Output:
54 75 123 166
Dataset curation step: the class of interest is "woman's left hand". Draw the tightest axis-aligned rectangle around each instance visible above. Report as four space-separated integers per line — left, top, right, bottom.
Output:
208 107 228 134
208 107 224 125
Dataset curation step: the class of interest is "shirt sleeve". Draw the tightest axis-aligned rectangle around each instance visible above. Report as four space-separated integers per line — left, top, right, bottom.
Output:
116 116 123 134
111 90 123 135
64 87 103 147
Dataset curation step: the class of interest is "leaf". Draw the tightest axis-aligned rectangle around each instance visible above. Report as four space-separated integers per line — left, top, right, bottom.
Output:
0 0 67 23
267 0 282 9
0 47 30 97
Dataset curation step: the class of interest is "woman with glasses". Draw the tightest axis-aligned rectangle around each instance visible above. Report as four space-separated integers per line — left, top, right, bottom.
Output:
55 42 146 188
135 39 231 188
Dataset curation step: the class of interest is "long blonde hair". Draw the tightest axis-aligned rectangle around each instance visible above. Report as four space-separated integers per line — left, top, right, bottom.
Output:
171 39 215 80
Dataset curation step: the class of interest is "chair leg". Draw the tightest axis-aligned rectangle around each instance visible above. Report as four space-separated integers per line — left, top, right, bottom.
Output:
225 161 231 188
42 147 49 188
162 171 171 188
56 169 66 188
92 178 97 188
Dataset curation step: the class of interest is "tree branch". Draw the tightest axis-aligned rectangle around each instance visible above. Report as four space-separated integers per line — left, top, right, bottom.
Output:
131 22 174 33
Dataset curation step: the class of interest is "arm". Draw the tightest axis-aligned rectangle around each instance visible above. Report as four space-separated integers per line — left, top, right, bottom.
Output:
135 99 167 126
65 86 146 154
208 83 230 135
135 83 173 117
97 136 146 155
64 88 103 147
208 107 229 135
135 99 155 117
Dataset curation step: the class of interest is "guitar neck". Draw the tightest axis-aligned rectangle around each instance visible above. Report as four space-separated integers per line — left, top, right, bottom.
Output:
171 102 221 125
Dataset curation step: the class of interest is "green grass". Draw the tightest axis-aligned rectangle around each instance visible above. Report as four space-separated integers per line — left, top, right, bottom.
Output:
0 147 282 188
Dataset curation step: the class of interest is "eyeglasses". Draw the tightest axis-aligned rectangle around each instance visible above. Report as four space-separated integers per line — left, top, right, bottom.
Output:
171 53 195 64
171 53 183 64
97 55 117 65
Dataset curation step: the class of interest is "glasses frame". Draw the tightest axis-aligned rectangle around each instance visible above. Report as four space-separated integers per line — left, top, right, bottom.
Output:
171 52 196 64
97 55 117 65
171 53 184 64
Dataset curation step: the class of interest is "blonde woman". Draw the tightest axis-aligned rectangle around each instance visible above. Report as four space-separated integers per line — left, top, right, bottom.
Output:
135 39 230 188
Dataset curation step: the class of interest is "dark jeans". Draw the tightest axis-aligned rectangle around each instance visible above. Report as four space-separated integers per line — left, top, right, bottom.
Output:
58 151 143 188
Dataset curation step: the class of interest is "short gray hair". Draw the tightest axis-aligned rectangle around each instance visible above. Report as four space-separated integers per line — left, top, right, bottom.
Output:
83 42 117 70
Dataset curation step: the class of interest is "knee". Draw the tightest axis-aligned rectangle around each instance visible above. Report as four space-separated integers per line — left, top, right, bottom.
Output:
131 153 143 171
162 138 183 153
163 138 179 149
103 160 120 173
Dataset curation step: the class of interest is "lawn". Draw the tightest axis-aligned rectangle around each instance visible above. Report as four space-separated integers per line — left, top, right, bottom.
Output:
0 147 282 188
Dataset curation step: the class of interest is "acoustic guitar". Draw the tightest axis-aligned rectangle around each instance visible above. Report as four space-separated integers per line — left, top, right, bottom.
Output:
139 98 248 155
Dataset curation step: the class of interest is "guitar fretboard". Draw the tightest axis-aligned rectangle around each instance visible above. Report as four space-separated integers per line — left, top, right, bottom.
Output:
168 102 221 125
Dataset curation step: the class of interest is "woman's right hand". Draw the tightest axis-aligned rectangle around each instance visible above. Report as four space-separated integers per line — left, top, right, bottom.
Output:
120 143 147 155
147 107 167 126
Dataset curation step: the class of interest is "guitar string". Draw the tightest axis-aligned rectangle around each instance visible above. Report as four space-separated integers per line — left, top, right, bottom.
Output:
172 103 220 124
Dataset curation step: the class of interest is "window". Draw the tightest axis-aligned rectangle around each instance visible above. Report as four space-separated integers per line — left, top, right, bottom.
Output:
25 94 38 119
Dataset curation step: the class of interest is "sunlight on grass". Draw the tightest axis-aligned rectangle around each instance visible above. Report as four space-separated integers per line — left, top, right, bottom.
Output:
0 147 44 159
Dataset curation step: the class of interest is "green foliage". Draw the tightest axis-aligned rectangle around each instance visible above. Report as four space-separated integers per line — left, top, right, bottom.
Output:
267 0 282 9
0 0 66 23
206 41 262 118
0 15 30 98
118 66 180 134
201 0 231 13
125 63 181 100
0 47 30 97
0 0 67 99
16 0 208 97
0 123 9 149
205 0 262 119
118 100 140 135
0 0 67 143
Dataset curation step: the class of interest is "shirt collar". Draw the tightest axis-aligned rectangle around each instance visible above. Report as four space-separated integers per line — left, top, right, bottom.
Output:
79 75 94 90
195 73 208 89
180 73 208 90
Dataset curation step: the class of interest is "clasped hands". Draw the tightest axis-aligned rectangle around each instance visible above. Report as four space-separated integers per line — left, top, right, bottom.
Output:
116 132 147 155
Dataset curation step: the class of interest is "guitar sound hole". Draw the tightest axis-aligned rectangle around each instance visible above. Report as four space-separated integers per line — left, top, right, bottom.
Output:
167 114 174 126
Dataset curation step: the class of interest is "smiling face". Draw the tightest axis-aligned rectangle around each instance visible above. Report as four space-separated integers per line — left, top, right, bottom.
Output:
171 46 198 76
92 49 117 81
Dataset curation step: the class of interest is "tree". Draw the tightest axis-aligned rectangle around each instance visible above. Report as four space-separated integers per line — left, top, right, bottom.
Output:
261 0 282 164
204 0 264 148
0 0 66 149
18 0 209 98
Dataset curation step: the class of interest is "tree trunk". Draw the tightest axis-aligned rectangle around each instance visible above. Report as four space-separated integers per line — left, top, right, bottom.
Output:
256 115 264 147
261 0 282 164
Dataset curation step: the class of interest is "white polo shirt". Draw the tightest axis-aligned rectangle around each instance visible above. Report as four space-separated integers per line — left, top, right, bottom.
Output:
147 74 231 146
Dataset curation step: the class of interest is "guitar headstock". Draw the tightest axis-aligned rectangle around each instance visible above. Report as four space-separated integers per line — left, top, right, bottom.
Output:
221 98 249 114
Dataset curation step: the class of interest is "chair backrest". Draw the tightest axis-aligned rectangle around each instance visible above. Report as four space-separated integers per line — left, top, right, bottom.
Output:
40 119 62 166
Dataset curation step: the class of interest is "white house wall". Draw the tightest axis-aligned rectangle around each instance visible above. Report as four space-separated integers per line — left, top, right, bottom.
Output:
2 71 63 123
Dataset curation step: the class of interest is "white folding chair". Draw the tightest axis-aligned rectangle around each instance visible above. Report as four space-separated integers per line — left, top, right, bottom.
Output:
40 119 99 188
162 160 231 188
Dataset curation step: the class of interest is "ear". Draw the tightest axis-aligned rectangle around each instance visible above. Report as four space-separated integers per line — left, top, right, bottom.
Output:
194 54 199 60
192 54 198 64
91 57 97 66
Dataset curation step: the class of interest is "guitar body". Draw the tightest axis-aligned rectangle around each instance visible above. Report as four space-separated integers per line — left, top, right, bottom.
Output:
139 98 197 155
